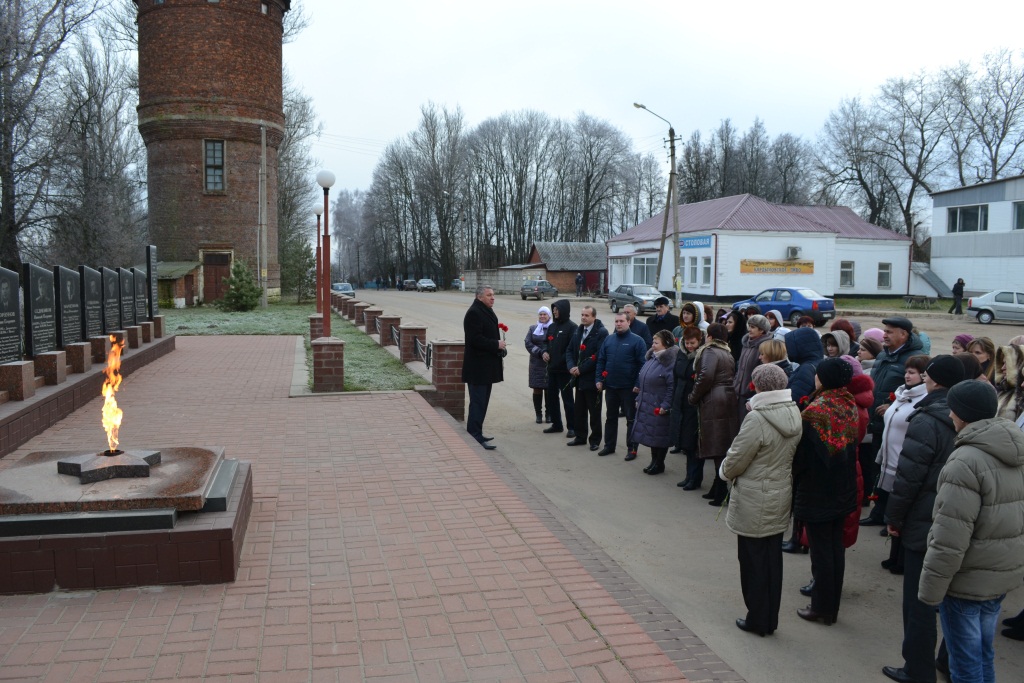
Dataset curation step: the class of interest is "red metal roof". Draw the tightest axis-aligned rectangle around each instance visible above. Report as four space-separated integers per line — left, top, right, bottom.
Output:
608 194 910 243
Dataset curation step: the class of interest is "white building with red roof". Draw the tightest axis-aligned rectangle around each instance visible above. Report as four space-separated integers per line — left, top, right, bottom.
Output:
606 194 912 298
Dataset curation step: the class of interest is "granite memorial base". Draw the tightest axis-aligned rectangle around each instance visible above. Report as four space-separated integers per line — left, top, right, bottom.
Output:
0 446 252 594
65 342 92 374
0 362 35 401
89 335 111 363
34 351 67 386
153 315 165 338
126 325 141 349
141 321 153 343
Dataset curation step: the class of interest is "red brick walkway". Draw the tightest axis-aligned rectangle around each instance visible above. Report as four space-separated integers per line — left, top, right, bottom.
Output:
0 336 686 682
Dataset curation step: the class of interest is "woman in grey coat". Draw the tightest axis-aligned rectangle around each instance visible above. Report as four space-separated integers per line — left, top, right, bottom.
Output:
721 364 802 637
524 306 552 423
633 330 679 475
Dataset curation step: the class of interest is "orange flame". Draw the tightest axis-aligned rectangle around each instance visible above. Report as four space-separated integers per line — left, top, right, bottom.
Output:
101 335 124 452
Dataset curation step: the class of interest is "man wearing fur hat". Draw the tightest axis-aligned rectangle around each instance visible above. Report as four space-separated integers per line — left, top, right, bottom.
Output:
882 355 965 683
919 380 1024 683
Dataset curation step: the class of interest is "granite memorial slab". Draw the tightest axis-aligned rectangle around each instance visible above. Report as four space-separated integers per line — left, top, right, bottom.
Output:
23 263 55 357
118 267 135 328
0 267 21 363
80 265 103 339
54 266 82 348
146 245 159 318
132 266 149 323
101 267 120 333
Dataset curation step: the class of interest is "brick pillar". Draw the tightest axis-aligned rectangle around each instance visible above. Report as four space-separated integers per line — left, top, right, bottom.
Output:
34 351 67 386
0 361 36 400
309 314 323 341
429 340 465 421
345 299 361 320
65 342 93 374
152 315 165 338
353 302 371 326
90 335 112 363
340 298 353 318
140 321 154 343
363 307 383 335
311 337 344 392
400 325 426 364
378 315 400 346
125 326 142 349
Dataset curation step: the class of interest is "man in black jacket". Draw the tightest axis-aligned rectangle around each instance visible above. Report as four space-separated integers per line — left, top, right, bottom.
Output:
566 306 608 450
462 285 507 450
543 299 577 437
645 297 679 338
622 304 653 349
882 355 965 683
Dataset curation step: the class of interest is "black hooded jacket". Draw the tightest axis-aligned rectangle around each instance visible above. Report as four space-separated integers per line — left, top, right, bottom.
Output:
545 299 577 374
785 328 825 405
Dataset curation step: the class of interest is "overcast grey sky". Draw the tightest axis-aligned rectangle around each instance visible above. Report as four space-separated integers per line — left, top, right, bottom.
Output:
283 0 1022 195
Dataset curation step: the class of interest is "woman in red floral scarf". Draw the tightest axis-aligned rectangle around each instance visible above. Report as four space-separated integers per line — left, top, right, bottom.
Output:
792 358 860 626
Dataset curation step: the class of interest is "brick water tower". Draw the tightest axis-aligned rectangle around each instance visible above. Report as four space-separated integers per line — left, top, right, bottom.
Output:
135 0 291 302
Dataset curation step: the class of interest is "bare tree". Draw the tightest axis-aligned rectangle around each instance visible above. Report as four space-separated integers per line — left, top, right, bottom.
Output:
678 130 716 203
768 133 811 204
0 0 97 268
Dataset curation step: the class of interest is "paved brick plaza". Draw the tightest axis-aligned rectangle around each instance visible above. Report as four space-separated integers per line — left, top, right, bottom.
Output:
0 336 728 682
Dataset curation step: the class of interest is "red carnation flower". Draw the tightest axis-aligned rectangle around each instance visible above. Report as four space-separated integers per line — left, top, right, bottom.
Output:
601 371 608 377
888 392 896 402
654 407 662 416
799 395 809 406
547 335 554 342
580 344 586 351
748 381 756 392
590 354 596 360
498 323 509 332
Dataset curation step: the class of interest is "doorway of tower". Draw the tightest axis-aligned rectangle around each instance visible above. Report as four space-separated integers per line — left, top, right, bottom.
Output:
203 252 232 303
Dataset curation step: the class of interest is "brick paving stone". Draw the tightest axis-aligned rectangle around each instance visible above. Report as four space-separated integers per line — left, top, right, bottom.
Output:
0 335 738 682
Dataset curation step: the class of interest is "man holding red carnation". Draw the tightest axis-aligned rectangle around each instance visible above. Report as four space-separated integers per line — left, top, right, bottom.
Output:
462 285 507 450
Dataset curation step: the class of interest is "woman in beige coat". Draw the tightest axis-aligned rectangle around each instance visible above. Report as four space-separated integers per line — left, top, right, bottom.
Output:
720 363 802 637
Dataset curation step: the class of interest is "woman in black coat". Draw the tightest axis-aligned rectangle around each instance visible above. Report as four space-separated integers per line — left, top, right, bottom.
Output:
725 310 746 362
792 358 859 626
671 326 704 489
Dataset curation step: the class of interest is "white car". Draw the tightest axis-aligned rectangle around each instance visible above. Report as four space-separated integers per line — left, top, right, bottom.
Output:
967 290 1024 324
416 279 437 292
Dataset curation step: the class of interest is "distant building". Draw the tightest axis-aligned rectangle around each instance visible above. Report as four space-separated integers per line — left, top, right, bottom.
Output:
607 194 911 298
525 242 607 294
135 0 291 302
928 174 1024 295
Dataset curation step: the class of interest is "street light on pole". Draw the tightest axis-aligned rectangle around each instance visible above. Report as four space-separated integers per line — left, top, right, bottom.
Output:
316 169 335 337
313 204 323 313
633 103 681 308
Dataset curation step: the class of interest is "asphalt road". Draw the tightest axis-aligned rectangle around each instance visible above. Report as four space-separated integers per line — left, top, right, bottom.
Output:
353 289 1024 683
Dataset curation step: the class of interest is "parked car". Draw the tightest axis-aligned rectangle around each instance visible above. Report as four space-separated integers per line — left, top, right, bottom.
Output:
451 278 463 290
331 282 355 297
401 279 417 291
731 287 835 326
967 289 1024 324
416 279 437 292
607 284 671 313
520 279 558 300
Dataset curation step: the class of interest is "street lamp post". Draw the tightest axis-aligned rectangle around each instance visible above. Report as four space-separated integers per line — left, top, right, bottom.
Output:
316 170 336 337
633 103 681 308
313 204 323 313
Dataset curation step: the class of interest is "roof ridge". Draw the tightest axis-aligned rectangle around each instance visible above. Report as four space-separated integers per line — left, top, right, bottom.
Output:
716 193 753 229
777 203 838 234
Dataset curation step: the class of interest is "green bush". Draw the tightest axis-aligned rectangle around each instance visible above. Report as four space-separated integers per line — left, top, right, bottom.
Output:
215 260 262 312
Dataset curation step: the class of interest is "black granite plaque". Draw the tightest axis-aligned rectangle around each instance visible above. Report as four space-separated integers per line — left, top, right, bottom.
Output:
0 267 22 363
118 268 135 328
23 264 56 356
54 266 82 348
80 266 103 339
132 267 148 322
146 245 159 318
101 267 120 333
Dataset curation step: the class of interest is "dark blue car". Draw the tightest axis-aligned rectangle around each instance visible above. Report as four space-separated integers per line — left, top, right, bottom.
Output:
732 287 835 327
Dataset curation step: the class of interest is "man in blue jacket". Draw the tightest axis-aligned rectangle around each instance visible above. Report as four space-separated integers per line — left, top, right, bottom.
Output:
596 312 647 459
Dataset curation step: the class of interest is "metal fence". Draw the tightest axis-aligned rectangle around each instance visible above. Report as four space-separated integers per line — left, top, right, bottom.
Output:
374 316 381 336
391 325 401 347
414 336 431 368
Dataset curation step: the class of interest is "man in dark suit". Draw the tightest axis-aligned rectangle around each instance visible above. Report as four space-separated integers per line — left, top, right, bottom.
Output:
462 285 506 450
566 306 608 450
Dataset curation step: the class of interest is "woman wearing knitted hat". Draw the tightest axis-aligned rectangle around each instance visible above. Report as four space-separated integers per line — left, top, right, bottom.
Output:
792 358 859 626
951 333 974 354
720 363 802 637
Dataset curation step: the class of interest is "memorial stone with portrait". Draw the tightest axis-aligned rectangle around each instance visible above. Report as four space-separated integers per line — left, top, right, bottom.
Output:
80 266 103 339
23 264 56 356
0 267 22 363
118 268 136 329
102 267 121 333
55 266 83 348
132 267 149 323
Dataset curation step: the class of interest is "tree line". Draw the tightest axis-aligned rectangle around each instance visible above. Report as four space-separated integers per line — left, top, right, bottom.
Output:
342 49 1024 290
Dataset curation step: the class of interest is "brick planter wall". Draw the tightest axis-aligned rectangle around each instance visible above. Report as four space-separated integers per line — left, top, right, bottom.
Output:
378 315 400 346
309 314 323 342
353 303 370 326
399 325 426 364
342 298 357 319
311 337 344 392
426 340 465 420
363 308 383 336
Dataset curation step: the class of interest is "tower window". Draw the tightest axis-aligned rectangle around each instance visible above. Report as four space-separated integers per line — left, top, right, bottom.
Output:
262 3 269 13
204 140 225 192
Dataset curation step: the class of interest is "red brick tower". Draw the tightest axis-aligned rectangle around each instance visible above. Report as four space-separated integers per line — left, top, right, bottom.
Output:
135 0 290 301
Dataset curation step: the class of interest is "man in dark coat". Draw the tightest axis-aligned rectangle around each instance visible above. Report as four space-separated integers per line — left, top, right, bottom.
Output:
623 304 653 349
543 299 577 437
462 285 507 450
566 306 608 450
596 312 647 458
862 317 925 524
948 278 965 315
881 356 964 683
646 297 680 338
575 272 585 297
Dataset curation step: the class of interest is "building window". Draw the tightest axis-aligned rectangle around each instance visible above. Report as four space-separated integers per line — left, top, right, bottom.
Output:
947 204 988 233
1014 202 1024 230
632 257 657 285
878 262 892 289
840 261 855 288
261 2 269 13
204 140 225 192
702 257 711 286
689 257 697 284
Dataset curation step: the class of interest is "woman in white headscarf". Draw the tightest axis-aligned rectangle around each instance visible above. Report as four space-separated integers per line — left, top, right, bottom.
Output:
525 306 553 424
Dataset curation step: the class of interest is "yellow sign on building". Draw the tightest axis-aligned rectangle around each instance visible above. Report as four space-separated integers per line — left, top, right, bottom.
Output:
739 259 815 275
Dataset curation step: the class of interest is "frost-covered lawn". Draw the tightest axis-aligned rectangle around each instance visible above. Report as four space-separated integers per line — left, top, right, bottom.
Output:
162 303 422 391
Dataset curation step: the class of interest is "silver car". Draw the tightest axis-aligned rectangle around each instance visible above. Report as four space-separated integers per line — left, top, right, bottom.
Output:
967 290 1024 324
607 284 671 314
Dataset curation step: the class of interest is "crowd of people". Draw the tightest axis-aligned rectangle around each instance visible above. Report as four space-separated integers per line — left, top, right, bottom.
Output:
462 284 1024 683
